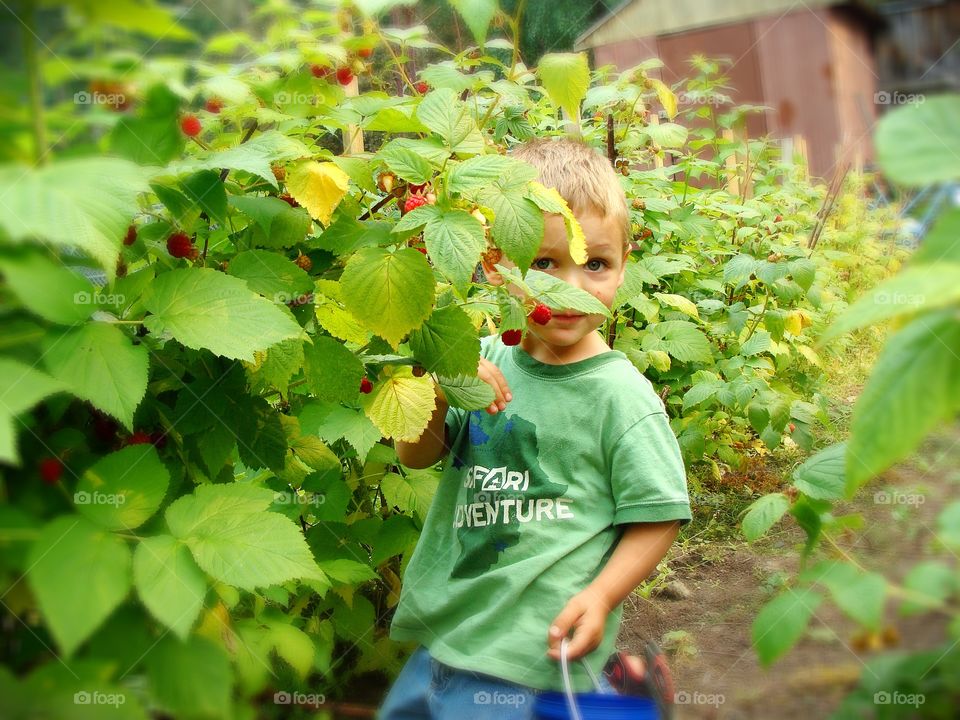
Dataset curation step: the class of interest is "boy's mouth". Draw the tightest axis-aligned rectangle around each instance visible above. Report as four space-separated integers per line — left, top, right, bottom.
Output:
552 313 583 322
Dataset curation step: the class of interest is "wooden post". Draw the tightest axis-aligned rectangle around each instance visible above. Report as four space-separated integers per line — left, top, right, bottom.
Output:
722 127 739 196
648 112 663 170
342 74 364 155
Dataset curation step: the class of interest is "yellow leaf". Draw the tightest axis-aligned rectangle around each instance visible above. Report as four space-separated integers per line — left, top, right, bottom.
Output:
784 310 804 336
286 161 350 226
360 366 436 442
653 292 699 320
649 78 678 120
528 182 587 264
797 345 822 367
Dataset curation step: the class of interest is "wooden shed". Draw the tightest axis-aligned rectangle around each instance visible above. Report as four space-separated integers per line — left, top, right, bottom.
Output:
575 0 885 180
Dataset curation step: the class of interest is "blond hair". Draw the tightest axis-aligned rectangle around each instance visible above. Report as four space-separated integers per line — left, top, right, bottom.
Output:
510 137 630 251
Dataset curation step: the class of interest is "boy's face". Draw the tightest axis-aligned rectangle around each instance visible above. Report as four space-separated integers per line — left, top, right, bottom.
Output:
482 209 631 362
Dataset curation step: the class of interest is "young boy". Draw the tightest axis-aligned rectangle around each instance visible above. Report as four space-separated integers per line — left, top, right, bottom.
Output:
378 138 692 719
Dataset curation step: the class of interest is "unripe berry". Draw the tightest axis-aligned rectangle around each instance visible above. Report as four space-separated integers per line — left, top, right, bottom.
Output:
295 253 312 271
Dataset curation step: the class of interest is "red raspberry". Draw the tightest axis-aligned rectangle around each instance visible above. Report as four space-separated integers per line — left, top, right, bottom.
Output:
126 430 152 445
123 224 137 246
279 194 300 208
311 64 330 78
529 303 552 325
204 98 223 114
414 81 428 94
404 195 428 214
166 231 194 259
500 329 522 346
358 47 373 58
412 365 427 377
294 253 312 271
416 247 427 255
39 457 63 485
775 214 783 223
359 377 373 394
336 67 354 85
180 114 201 137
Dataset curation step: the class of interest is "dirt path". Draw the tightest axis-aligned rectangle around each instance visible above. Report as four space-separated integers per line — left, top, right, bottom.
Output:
618 426 960 719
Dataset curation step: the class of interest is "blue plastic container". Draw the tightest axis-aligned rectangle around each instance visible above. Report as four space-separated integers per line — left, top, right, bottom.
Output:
533 638 661 720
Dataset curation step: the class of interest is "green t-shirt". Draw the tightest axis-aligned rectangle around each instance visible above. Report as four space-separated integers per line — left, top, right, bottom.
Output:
389 333 692 692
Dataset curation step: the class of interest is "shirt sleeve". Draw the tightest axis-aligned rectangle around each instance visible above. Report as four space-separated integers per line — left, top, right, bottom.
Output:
609 411 692 527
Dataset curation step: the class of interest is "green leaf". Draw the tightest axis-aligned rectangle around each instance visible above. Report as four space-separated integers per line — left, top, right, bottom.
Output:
449 0 497 45
42 323 149 431
165 483 324 591
901 561 957 615
723 254 757 289
134 535 208 640
811 562 887 630
145 635 232 720
846 311 960 494
409 304 480 377
299 403 381 461
742 493 790 541
820 263 960 342
340 247 436 349
180 170 228 225
641 320 713 363
267 622 314 679
26 516 132 657
448 155 536 195
423 208 487 294
436 373 496 411
378 141 434 184
740 330 771 357
415 88 484 154
316 558 378 585
479 185 544 272
227 250 313 301
76 445 170 530
381 470 439 522
498 266 612 318
788 258 816 291
168 131 311 189
792 442 846 500
537 53 590 122
752 587 823 666
229 195 310 248
911 207 960 264
876 94 960 186
361 367 437 442
302 335 365 404
143 268 303 361
0 158 150 281
682 380 722 411
352 0 418 18
109 85 183 165
0 251 96 324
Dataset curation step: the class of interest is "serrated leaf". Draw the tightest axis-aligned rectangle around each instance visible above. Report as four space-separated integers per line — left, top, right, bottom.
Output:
76 445 170 530
649 77 678 120
168 131 311 189
286 160 350 226
227 249 313 302
641 321 712 363
435 373 496 411
654 293 699 320
43 323 149 431
448 155 536 195
479 185 543 272
381 470 438 521
0 158 150 281
378 141 434 184
423 208 487 293
165 483 324 591
742 493 790 541
340 247 436 349
792 442 846 500
449 0 496 45
143 268 302 361
526 182 587 264
0 251 96 324
536 53 590 122
409 304 480 377
302 335 365 403
361 366 436 442
27 516 132 657
812 562 887 630
415 88 484 154
134 535 207 640
752 588 823 666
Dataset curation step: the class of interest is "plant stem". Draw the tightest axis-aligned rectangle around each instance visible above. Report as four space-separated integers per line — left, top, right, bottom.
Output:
22 3 48 165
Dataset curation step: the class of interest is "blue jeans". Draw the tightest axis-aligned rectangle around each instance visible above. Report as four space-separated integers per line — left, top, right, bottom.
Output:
377 645 616 720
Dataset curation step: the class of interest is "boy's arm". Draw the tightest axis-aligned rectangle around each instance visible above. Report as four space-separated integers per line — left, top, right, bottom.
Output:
394 382 451 469
546 520 681 661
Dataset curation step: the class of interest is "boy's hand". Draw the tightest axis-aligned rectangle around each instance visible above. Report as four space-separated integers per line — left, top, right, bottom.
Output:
477 357 512 414
546 591 609 662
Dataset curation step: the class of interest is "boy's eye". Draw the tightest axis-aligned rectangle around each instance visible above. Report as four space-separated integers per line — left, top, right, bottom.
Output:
586 259 608 271
532 258 553 270
533 258 609 271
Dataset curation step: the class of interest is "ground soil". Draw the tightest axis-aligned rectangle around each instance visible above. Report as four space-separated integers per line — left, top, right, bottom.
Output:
618 426 960 720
